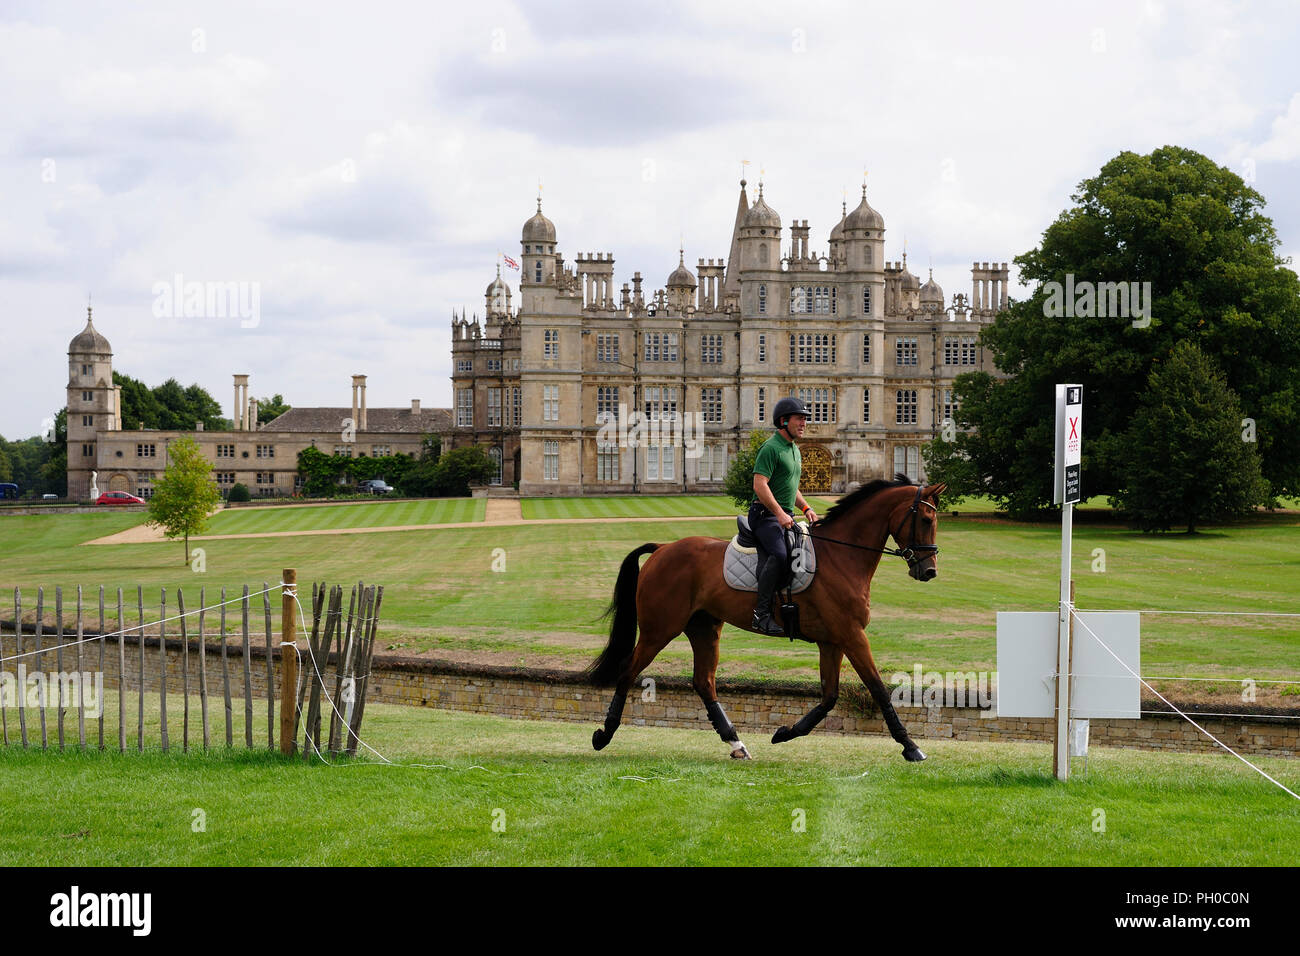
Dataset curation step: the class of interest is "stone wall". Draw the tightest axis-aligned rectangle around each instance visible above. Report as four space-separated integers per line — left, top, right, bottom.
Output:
2 631 1295 758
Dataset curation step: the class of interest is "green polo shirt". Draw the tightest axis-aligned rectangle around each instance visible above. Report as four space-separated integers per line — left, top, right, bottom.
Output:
752 431 801 513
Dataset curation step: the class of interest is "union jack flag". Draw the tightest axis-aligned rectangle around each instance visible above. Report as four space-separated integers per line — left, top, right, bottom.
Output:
503 256 520 271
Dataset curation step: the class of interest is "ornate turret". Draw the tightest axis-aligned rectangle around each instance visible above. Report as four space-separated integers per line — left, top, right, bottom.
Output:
666 248 697 312
521 197 557 288
485 264 512 317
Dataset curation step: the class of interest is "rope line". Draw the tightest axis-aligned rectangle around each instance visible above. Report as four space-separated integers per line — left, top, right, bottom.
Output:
0 584 280 665
1069 609 1299 802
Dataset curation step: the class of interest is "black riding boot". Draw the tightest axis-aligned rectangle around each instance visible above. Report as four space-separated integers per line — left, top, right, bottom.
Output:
751 554 786 636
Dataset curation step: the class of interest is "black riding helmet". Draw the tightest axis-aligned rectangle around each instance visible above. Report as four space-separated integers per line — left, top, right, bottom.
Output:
772 396 810 430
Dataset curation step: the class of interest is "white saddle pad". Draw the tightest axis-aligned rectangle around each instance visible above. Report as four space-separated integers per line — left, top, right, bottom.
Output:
723 521 816 594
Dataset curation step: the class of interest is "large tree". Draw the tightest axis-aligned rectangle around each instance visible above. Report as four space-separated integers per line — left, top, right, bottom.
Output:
146 436 222 564
114 372 226 431
927 146 1300 515
1111 341 1268 532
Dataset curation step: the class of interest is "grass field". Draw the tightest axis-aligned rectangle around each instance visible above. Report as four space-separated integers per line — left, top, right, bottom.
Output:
2 502 1298 687
0 699 1294 866
205 497 484 534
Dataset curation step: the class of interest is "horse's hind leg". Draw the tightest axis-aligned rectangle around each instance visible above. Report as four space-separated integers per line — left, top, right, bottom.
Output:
772 643 842 744
842 634 926 762
686 614 750 760
592 624 680 752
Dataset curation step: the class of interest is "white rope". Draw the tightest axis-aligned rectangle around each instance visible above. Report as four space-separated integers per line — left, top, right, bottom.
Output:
1075 608 1300 618
1071 672 1299 685
1 584 279 665
1069 609 1300 802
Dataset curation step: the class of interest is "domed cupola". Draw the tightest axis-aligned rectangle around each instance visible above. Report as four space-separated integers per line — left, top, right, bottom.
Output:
844 184 885 233
743 183 782 229
522 198 556 244
68 307 112 356
919 269 944 311
666 248 697 311
485 264 512 316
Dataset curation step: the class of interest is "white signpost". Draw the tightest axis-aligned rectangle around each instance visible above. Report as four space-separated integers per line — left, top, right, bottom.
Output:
1052 385 1082 779
995 384 1140 779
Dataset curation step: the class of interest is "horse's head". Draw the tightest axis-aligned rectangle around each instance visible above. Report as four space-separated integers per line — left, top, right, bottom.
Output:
889 482 947 581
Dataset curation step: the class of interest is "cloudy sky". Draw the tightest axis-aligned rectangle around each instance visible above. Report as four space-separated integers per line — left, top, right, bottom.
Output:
3 0 1298 440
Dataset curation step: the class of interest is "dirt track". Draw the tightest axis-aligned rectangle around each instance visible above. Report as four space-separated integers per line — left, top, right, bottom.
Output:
83 499 732 545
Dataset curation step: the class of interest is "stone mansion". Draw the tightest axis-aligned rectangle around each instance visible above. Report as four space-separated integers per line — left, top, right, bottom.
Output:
64 177 1008 501
450 179 1009 496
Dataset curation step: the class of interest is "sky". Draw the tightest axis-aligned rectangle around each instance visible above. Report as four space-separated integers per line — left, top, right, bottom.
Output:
3 0 1299 440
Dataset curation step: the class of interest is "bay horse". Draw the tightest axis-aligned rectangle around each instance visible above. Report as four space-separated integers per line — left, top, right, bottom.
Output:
586 475 946 761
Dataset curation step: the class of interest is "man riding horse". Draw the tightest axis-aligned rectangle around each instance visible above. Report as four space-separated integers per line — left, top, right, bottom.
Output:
749 396 819 636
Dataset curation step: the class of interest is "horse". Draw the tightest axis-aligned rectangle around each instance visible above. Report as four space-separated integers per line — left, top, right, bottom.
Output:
585 475 946 761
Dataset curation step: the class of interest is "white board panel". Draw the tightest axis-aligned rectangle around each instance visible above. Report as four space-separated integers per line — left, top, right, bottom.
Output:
996 611 1140 719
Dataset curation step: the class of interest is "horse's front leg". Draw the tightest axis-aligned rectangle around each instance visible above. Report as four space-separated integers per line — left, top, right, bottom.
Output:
772 643 842 744
842 633 925 761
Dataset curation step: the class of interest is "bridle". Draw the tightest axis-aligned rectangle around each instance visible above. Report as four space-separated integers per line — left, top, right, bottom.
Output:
807 485 940 571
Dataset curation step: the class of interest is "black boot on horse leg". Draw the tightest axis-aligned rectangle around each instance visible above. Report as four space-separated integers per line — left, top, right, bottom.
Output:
751 554 786 637
591 688 627 751
705 700 751 759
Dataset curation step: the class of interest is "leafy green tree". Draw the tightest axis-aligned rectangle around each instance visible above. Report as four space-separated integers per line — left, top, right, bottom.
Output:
724 431 769 509
0 445 12 483
114 372 226 431
146 436 222 564
256 394 291 425
1111 341 1267 533
928 146 1300 515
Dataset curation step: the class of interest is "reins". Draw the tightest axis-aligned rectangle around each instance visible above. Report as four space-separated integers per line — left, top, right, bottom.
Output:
806 485 939 568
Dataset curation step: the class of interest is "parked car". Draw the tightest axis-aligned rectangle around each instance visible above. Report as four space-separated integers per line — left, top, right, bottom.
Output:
96 491 145 506
359 479 394 495
0 483 18 500
42 494 59 500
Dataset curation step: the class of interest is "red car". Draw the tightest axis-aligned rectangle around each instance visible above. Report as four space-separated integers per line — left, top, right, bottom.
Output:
96 491 145 505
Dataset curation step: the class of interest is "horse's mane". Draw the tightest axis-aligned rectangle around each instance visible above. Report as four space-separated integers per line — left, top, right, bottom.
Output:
816 473 914 528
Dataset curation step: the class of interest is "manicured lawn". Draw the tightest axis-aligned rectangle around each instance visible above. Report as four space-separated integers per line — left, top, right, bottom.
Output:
1 507 1298 685
205 498 484 534
0 703 1294 865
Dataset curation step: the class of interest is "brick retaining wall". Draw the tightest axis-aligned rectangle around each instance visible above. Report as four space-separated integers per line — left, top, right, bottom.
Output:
2 630 1295 758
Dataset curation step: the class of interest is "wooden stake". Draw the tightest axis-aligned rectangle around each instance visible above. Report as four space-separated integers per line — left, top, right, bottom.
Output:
263 583 274 750
279 569 298 755
14 588 26 748
56 586 64 750
137 586 144 752
159 588 168 752
75 585 85 749
241 585 252 749
220 587 232 747
97 586 105 750
36 587 46 749
116 588 125 753
179 588 190 753
199 587 209 751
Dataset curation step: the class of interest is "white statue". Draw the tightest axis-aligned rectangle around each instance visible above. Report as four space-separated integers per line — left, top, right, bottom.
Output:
89 471 99 499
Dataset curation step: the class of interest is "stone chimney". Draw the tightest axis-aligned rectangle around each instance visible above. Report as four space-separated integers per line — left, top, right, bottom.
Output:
411 399 421 413
351 374 368 431
196 422 204 431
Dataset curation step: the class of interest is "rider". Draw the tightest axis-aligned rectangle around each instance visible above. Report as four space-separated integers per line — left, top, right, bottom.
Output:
749 396 819 636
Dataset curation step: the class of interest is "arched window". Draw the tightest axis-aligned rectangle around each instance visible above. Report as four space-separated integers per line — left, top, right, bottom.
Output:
863 246 872 266
759 243 769 266
758 283 766 314
534 261 542 283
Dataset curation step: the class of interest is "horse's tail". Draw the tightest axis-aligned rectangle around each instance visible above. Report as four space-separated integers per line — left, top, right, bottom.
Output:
586 543 659 687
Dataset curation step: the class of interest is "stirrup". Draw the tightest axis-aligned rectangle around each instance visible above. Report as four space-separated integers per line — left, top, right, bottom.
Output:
751 612 785 636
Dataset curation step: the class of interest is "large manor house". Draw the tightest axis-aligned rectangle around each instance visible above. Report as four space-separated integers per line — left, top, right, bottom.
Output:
65 177 1008 501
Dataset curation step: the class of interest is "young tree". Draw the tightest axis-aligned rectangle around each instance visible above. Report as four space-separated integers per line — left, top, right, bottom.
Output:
256 394 291 424
146 436 222 564
1111 341 1268 533
724 431 770 509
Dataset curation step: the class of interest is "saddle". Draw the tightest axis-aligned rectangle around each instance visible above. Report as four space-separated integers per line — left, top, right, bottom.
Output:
723 516 817 594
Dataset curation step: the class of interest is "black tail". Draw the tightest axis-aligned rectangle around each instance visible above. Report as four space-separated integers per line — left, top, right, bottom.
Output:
586 543 658 687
